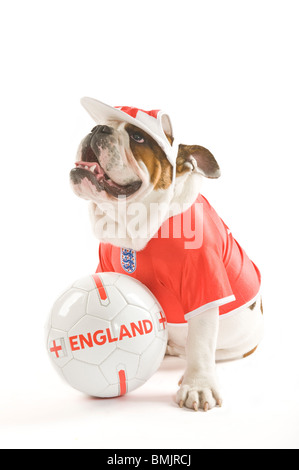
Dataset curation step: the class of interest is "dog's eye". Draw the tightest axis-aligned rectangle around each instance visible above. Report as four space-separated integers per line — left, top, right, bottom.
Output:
130 133 145 144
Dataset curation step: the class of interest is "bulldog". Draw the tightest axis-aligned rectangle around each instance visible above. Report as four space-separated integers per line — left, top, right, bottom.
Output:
70 97 264 412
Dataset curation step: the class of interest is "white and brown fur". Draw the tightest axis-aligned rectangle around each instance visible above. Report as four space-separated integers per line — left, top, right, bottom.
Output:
70 120 264 412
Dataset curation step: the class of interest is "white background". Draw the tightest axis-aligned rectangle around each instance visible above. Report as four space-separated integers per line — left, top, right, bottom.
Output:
1 0 299 449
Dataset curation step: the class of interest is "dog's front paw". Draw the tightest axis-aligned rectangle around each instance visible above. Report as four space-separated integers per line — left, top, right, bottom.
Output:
176 373 222 412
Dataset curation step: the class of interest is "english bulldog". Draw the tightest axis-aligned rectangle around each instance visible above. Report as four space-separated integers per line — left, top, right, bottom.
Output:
70 97 264 412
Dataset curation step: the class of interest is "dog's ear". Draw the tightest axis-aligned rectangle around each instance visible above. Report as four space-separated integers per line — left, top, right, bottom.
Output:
176 144 221 178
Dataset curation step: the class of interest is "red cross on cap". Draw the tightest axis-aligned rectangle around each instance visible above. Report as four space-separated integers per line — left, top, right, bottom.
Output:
115 106 160 119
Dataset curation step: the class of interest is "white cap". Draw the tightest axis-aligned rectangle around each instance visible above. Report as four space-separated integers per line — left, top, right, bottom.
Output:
80 97 177 167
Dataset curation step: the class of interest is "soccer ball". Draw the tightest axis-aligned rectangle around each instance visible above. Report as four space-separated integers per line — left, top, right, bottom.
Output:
46 272 168 397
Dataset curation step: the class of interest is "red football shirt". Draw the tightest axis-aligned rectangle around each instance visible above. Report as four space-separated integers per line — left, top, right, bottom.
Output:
96 194 261 324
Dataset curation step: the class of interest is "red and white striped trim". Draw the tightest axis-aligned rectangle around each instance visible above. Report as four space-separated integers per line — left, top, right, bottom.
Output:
184 295 236 321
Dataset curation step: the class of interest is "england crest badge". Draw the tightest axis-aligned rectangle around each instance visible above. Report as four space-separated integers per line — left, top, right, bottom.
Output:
121 248 137 274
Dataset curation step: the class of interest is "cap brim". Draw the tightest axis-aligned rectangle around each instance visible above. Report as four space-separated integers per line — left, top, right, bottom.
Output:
81 97 140 129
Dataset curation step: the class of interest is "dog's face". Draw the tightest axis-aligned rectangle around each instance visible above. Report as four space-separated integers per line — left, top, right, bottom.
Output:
70 119 220 206
70 121 175 203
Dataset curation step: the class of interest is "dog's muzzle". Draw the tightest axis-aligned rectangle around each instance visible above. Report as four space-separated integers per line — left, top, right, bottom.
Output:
91 124 113 135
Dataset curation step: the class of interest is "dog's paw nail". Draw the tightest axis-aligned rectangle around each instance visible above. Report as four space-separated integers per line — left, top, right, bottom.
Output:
216 399 223 407
203 402 209 412
178 376 184 386
179 400 184 408
193 402 198 411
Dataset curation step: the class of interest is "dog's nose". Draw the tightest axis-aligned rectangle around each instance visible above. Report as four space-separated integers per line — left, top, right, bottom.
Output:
91 125 113 135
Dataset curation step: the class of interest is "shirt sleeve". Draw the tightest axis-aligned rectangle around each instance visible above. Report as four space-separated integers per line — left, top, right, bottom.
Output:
182 246 236 321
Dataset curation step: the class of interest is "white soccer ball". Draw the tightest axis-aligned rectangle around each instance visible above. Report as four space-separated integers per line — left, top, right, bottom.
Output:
46 272 168 397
